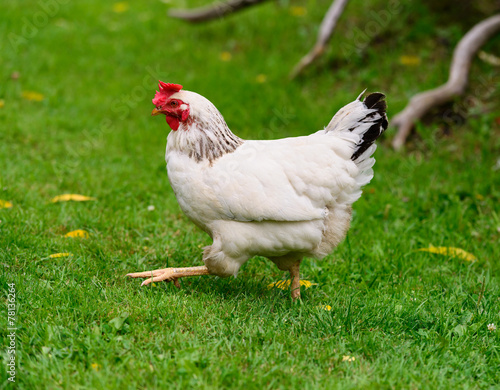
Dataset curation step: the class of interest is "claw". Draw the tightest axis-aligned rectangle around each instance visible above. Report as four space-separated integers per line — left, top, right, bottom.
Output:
131 268 179 286
126 265 210 288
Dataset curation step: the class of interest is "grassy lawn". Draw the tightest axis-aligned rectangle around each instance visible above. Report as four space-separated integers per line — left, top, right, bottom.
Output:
1 0 499 388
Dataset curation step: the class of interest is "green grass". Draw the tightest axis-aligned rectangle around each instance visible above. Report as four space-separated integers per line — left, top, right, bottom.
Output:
1 0 500 388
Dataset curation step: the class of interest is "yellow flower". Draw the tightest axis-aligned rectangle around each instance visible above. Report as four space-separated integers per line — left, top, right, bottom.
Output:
290 6 307 17
318 305 332 311
22 91 45 101
299 280 315 288
0 99 5 108
0 200 13 209
399 55 421 66
342 355 355 362
91 363 101 371
256 74 267 83
64 230 89 239
220 52 232 62
51 194 96 203
112 2 129 13
49 253 73 258
417 246 476 262
268 279 317 290
268 280 289 290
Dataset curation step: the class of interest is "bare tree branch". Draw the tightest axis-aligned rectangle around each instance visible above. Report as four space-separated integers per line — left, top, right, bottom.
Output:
392 14 500 150
290 0 349 79
169 0 268 23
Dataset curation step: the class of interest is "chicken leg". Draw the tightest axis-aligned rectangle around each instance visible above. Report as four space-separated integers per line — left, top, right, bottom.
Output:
126 265 210 287
289 260 301 301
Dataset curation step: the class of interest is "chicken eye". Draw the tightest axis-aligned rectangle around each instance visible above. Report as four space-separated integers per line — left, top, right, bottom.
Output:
170 101 178 107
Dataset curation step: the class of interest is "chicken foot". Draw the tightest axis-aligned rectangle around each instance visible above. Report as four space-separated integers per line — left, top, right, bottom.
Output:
126 265 210 287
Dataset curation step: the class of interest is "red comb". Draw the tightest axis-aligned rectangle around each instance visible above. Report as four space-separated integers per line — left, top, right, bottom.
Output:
152 81 183 106
159 81 183 94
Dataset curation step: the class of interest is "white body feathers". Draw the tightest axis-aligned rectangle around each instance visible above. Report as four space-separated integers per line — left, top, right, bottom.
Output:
164 90 387 277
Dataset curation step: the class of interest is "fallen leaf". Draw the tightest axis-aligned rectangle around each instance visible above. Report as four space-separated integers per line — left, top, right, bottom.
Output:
256 74 267 83
400 55 421 66
49 253 73 258
220 52 232 62
51 194 96 203
112 2 129 13
268 279 317 290
65 230 89 239
418 246 476 262
0 200 13 209
22 91 44 101
290 6 307 16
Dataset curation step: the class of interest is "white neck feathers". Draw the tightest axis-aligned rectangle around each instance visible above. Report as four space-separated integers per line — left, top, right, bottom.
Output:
166 91 243 163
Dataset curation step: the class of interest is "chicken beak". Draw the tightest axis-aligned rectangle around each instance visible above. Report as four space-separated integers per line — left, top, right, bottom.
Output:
151 108 162 116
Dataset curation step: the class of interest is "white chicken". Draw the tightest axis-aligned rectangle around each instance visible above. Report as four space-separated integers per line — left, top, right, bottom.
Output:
127 81 388 299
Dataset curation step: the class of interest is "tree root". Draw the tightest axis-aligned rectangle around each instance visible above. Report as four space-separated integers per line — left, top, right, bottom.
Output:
289 0 349 79
391 14 500 150
169 0 268 23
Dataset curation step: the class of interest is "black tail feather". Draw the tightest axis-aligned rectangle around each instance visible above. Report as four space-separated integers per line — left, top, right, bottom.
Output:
351 93 388 161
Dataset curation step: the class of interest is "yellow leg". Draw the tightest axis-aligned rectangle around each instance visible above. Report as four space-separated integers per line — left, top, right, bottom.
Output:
289 261 301 301
126 265 210 287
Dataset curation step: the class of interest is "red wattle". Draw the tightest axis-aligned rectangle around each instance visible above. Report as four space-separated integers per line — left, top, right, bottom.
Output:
181 108 190 121
166 115 180 131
